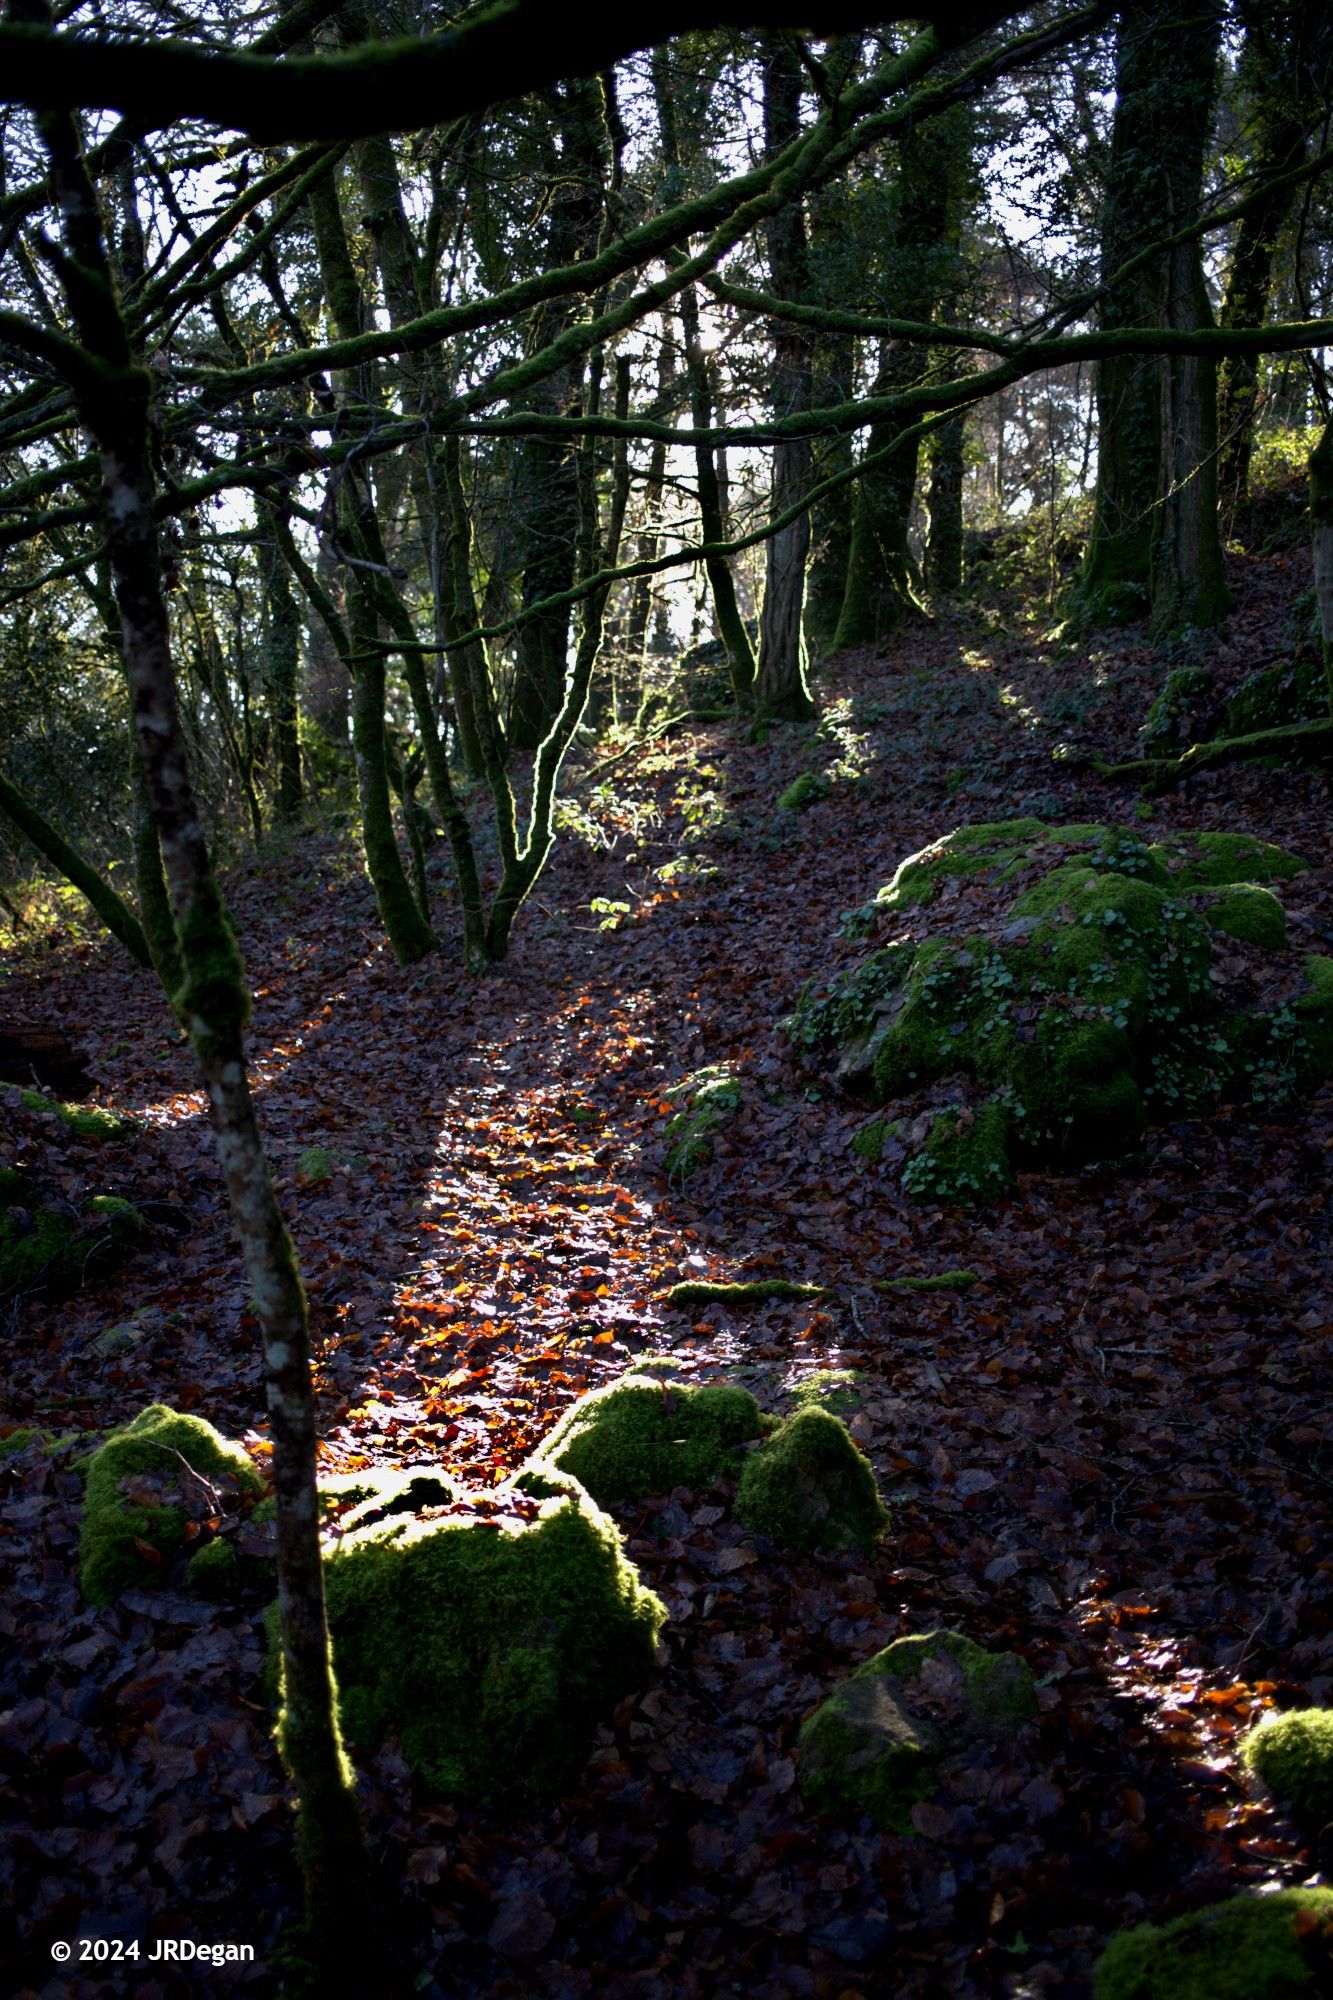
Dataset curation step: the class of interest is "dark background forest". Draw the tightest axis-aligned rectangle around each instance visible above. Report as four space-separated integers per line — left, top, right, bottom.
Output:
1 3 1332 1996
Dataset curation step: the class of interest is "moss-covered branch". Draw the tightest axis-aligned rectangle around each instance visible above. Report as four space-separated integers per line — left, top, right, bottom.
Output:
1092 720 1333 788
0 770 152 968
664 1278 830 1307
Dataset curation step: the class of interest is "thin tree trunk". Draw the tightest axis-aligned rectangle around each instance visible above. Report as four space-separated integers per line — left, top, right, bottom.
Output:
1310 413 1333 717
0 770 153 969
924 415 965 595
36 95 368 1971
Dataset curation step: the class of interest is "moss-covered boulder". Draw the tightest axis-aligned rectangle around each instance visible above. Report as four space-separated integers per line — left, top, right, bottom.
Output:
0 1170 144 1299
788 820 1329 1205
1139 666 1214 757
1093 1888 1333 2000
798 1628 1037 1830
662 1065 742 1178
1241 1708 1333 1826
13 1086 134 1142
779 771 831 811
1224 656 1327 737
80 1404 265 1606
735 1405 887 1554
530 1372 766 1505
308 1473 667 1805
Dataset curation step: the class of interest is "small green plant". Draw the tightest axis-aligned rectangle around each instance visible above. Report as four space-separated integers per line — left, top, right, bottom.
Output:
589 897 632 932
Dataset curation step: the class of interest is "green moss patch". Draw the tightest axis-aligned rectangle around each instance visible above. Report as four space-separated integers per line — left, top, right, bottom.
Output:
662 1065 742 1178
664 1278 827 1307
79 1404 265 1606
311 1476 666 1805
1093 1888 1333 2000
186 1536 239 1596
1241 1708 1333 1826
735 1405 887 1555
530 1372 766 1505
787 820 1323 1206
778 771 831 811
877 1269 979 1294
1139 666 1213 757
14 1086 133 1141
798 1628 1037 1830
1224 656 1326 738
0 1172 144 1299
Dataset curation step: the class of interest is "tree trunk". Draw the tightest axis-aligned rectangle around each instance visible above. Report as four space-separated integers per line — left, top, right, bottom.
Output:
258 517 304 821
1310 414 1333 717
0 770 153 970
924 415 965 595
756 34 815 722
804 329 856 657
37 98 369 1973
1070 0 1228 630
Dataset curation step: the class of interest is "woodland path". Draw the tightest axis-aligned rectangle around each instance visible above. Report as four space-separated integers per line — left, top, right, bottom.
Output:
2 554 1331 1999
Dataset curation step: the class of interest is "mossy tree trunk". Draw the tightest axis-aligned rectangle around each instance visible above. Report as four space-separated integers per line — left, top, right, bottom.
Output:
1070 0 1228 632
258 515 304 822
37 98 369 1971
755 33 815 722
804 328 856 658
832 110 970 652
1309 414 1333 718
924 415 965 596
0 769 153 969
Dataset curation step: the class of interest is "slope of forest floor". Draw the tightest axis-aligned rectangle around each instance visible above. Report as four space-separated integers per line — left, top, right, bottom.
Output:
2 547 1331 1999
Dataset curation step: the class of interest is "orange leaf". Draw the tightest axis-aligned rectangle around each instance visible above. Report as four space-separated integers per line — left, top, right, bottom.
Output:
133 1536 166 1568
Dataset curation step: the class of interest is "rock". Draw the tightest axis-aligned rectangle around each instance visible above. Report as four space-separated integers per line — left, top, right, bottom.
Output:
1093 1887 1333 1999
661 1066 743 1178
307 1470 666 1806
527 1372 765 1505
735 1405 888 1555
798 1628 1036 1830
90 1307 165 1359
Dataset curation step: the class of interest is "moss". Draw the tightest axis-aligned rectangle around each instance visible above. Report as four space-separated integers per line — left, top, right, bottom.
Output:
531 1372 765 1504
877 1269 979 1294
0 1189 143 1299
662 1065 742 1178
1201 884 1288 950
296 1146 336 1184
79 1403 265 1606
1224 656 1326 737
311 1479 667 1805
186 1535 239 1596
1093 1888 1333 2000
851 1118 893 1161
788 1369 863 1416
1139 666 1213 757
1295 956 1333 1075
1241 1708 1333 1825
664 1278 827 1307
798 1628 1036 1831
735 1405 888 1555
900 1100 1015 1206
795 820 1322 1207
778 771 831 810
14 1087 133 1141
0 1426 40 1459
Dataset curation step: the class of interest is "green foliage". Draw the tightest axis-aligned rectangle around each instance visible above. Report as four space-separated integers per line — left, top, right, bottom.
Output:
531 1372 765 1504
662 1065 742 1178
1241 1708 1333 1825
312 1478 666 1805
79 1403 264 1606
798 1629 1036 1830
735 1405 888 1554
792 821 1323 1207
1093 1889 1333 2000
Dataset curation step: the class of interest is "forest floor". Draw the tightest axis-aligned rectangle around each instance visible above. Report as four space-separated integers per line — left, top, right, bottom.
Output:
2 546 1331 2000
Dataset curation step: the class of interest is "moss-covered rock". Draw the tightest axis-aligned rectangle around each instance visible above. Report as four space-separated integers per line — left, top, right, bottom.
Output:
1241 1708 1333 1826
798 1628 1036 1830
80 1404 265 1606
310 1475 667 1805
14 1086 133 1141
186 1535 239 1596
788 820 1324 1206
1139 666 1214 757
530 1372 766 1505
662 1065 743 1178
0 1171 144 1299
778 771 831 811
1093 1888 1333 2000
1224 656 1327 738
735 1405 888 1554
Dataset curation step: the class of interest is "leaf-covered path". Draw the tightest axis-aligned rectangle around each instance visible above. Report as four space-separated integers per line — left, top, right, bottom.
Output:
3 558 1331 1998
